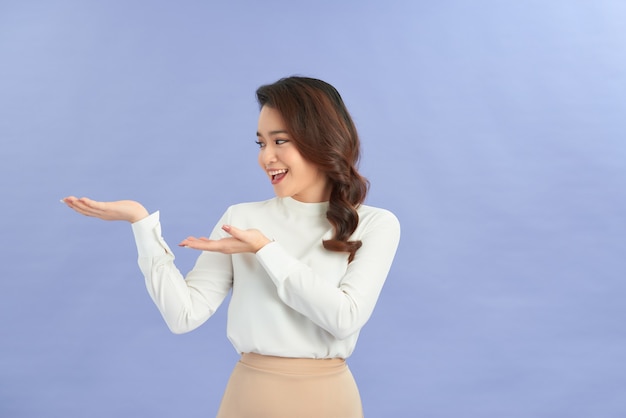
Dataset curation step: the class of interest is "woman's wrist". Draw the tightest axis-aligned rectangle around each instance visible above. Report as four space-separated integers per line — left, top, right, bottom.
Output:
129 206 150 223
255 237 272 253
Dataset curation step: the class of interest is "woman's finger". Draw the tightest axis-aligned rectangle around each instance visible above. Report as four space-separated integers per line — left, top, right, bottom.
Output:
62 197 148 222
179 236 251 254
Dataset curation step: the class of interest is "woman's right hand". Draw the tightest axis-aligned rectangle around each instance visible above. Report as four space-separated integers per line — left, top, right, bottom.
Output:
61 196 150 223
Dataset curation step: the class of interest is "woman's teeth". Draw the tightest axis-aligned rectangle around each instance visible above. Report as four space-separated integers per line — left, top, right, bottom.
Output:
269 169 288 179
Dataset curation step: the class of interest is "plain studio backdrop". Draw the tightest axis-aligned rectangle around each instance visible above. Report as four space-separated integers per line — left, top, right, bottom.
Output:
1 1 625 417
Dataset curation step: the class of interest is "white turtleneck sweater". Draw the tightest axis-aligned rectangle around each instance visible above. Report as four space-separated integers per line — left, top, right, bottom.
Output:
131 197 400 359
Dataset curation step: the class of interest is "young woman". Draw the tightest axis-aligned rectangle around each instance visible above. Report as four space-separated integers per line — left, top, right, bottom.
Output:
63 76 400 417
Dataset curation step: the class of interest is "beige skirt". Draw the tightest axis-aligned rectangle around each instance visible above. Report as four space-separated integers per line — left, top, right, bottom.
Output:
216 353 363 418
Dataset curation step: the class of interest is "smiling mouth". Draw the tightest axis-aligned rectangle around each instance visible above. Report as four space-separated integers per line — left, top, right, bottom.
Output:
268 168 288 183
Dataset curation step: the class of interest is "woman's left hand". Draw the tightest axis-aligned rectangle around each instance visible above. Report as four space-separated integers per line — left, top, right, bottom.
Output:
178 225 271 254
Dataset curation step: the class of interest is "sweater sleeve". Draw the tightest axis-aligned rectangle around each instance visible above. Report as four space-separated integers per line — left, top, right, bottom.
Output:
131 211 233 334
255 209 401 340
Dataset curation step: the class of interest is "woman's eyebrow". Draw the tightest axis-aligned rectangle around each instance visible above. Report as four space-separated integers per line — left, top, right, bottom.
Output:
256 130 289 137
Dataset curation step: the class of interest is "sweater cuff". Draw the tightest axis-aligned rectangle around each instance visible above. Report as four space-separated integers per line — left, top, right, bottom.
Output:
255 241 300 285
131 211 171 257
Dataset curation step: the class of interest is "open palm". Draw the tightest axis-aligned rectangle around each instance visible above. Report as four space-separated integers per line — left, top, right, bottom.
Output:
61 196 149 223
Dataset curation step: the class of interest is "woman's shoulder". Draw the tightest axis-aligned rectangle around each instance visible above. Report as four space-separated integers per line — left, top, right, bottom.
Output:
357 204 400 228
226 197 279 213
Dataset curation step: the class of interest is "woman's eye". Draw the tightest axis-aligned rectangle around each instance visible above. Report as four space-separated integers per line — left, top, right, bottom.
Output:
275 139 289 145
255 141 265 148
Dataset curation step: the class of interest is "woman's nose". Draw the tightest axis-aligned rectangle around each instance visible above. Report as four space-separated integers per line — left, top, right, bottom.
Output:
261 148 277 165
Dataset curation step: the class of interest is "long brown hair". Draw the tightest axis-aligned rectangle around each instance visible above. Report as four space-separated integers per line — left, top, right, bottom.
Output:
256 76 368 262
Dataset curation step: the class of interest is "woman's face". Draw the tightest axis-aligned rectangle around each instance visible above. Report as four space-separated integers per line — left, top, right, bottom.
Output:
256 105 330 203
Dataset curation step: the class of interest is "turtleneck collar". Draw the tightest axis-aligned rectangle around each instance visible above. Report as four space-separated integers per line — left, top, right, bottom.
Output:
278 196 329 216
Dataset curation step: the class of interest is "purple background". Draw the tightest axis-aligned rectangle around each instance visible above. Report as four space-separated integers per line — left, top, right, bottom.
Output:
1 1 625 416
